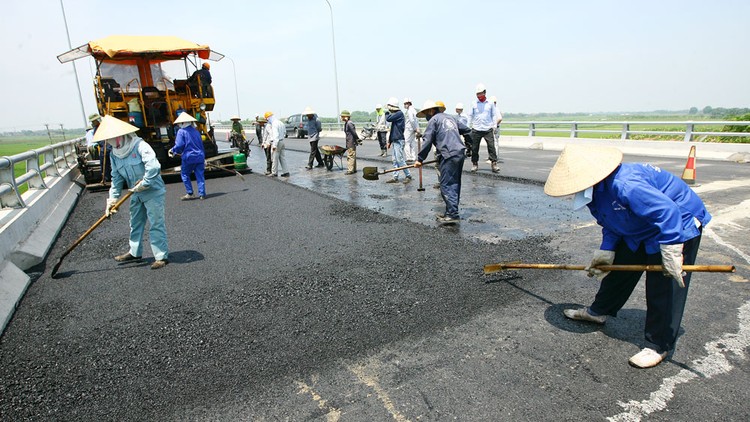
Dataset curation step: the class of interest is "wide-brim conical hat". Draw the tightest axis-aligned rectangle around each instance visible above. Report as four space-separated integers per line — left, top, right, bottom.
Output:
302 106 315 115
544 144 623 196
174 112 197 124
416 100 446 118
93 115 138 142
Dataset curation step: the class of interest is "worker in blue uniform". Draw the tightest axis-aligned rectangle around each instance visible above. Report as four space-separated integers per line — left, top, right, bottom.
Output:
169 112 206 200
414 100 470 226
384 97 412 184
95 115 169 270
544 144 711 368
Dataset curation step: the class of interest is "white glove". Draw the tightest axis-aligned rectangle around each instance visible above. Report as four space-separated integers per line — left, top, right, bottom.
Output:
105 198 117 217
129 180 148 193
660 243 685 288
168 149 175 158
585 249 616 280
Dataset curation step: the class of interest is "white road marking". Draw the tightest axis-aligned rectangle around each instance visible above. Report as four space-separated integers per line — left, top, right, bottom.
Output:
607 300 750 422
296 379 341 422
607 198 750 421
349 360 411 422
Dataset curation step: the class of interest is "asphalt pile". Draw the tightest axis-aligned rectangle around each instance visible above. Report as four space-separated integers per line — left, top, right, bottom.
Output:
0 174 557 420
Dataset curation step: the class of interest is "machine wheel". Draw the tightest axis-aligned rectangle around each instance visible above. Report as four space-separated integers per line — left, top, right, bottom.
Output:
293 128 299 138
324 155 334 170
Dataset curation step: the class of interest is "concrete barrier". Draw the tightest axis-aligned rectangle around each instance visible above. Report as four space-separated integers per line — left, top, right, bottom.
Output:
0 167 82 334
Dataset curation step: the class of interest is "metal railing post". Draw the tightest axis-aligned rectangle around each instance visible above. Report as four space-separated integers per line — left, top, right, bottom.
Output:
0 156 25 208
24 151 47 190
571 123 578 138
529 123 536 137
684 123 694 142
621 123 630 140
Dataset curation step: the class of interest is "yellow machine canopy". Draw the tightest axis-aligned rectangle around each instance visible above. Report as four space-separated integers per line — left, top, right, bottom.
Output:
57 35 224 63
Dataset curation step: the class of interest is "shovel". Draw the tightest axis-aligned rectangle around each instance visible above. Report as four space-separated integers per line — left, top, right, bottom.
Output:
483 261 736 275
205 161 246 181
51 190 135 278
362 159 437 181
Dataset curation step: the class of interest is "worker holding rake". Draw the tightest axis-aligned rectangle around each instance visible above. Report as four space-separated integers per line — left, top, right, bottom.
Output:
544 144 711 368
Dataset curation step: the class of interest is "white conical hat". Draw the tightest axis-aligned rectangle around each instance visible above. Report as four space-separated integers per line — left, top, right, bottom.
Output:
416 100 446 118
302 106 315 115
544 144 623 197
174 112 197 124
92 115 138 142
230 115 241 121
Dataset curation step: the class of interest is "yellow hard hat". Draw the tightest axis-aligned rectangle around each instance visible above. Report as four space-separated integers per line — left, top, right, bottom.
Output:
202 62 210 69
264 111 274 119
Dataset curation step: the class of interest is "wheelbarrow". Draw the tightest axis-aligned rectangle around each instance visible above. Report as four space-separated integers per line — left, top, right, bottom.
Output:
319 145 348 170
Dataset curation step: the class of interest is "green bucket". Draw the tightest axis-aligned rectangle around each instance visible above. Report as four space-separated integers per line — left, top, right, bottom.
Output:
233 153 247 170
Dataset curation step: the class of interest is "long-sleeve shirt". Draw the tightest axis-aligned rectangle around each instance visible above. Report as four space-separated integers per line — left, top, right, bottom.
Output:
375 111 388 132
468 99 498 131
306 117 322 142
267 117 286 148
171 125 205 164
344 120 359 149
587 163 712 254
109 137 165 200
417 113 470 162
385 110 405 141
405 107 419 134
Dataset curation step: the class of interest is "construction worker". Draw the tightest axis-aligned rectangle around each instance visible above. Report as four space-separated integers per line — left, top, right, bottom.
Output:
85 113 111 183
403 98 419 162
341 110 359 174
384 97 411 184
229 115 245 148
264 111 289 177
545 144 711 368
468 83 500 173
96 116 168 270
169 112 206 200
375 104 388 156
303 106 324 169
257 116 272 175
490 96 503 160
188 62 212 98
454 103 473 158
414 100 470 226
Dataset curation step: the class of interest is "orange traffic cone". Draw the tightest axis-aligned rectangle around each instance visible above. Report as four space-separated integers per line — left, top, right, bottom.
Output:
681 145 696 185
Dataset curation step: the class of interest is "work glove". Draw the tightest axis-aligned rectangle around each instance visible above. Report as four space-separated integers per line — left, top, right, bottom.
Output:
105 198 118 218
585 249 616 280
129 180 148 193
660 243 686 288
168 149 175 158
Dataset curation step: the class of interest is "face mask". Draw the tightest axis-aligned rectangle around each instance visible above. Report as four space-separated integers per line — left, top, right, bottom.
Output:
477 94 486 102
573 186 594 210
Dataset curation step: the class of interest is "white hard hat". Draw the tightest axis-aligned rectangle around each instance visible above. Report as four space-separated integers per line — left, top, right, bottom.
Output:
455 103 464 110
403 97 412 104
386 97 399 107
375 104 382 109
475 83 486 93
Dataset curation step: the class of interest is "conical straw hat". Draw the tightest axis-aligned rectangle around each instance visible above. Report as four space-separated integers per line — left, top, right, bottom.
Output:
544 144 623 197
92 115 138 142
302 106 315 115
174 112 197 124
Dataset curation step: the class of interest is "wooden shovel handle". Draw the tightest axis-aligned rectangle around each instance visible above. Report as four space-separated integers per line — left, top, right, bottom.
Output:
381 159 437 175
483 262 736 275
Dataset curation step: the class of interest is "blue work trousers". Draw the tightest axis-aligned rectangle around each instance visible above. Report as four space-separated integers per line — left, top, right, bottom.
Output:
390 139 411 180
129 192 168 261
181 160 206 197
590 231 702 353
439 155 465 218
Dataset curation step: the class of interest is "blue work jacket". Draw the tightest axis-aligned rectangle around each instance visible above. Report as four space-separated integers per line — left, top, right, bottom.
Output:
109 138 166 201
172 125 205 164
306 117 322 141
587 163 711 254
417 113 469 162
385 110 405 141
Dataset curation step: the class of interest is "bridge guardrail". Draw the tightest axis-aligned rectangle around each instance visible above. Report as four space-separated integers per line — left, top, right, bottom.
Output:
0 138 81 209
212 120 750 142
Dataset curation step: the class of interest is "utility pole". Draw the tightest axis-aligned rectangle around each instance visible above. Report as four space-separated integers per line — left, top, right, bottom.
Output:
324 0 341 128
60 0 88 129
44 124 54 144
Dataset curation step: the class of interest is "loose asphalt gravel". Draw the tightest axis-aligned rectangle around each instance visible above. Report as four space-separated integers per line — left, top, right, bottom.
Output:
0 172 558 420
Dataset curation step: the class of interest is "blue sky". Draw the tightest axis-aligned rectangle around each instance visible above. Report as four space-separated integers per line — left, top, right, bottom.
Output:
2 0 748 130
